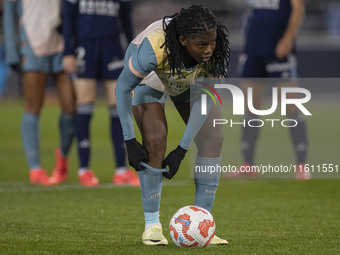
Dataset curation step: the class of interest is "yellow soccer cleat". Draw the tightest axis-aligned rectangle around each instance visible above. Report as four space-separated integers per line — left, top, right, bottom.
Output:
142 225 168 246
209 234 229 245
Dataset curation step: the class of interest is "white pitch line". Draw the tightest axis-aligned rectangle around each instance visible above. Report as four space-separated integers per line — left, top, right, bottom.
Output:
0 179 193 193
0 178 297 193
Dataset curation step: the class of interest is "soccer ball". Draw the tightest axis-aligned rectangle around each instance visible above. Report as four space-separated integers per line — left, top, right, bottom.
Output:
169 205 215 247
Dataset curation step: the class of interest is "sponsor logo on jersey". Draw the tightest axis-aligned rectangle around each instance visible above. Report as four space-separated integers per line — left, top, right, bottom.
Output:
248 0 280 10
79 0 120 16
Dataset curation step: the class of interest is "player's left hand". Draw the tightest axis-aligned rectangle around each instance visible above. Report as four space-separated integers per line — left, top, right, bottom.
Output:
162 145 187 179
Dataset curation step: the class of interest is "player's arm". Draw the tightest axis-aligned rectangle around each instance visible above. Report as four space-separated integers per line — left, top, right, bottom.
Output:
3 0 20 72
275 0 305 59
62 0 78 73
116 38 157 171
118 0 134 43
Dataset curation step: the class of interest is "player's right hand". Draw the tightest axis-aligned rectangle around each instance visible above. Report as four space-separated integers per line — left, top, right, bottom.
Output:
62 55 77 74
10 63 21 73
125 138 149 171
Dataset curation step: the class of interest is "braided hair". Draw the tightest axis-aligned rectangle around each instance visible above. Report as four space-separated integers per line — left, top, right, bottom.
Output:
161 4 230 78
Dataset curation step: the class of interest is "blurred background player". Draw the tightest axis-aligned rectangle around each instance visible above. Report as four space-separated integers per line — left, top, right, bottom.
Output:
116 5 230 245
3 0 76 185
62 0 138 186
230 0 310 180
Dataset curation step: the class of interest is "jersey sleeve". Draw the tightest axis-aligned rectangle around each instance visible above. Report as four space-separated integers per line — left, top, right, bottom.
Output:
115 38 157 140
3 0 20 65
118 0 134 43
115 67 143 140
62 0 78 56
128 38 158 77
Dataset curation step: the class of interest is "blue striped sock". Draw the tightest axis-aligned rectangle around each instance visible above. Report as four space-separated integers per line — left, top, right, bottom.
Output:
76 103 94 169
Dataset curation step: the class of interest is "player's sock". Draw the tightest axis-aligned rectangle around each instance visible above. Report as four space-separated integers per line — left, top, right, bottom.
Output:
288 114 308 163
138 163 168 229
21 112 41 170
144 212 160 230
109 106 126 168
241 115 260 164
76 103 93 168
115 166 127 174
59 113 75 157
194 156 221 212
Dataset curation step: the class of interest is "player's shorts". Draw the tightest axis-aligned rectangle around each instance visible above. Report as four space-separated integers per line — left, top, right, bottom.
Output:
75 37 124 80
132 84 190 106
238 53 297 78
20 37 63 73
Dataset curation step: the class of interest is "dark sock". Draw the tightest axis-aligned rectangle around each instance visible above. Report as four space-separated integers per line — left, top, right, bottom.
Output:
241 116 261 165
288 114 308 163
109 106 126 168
76 103 94 169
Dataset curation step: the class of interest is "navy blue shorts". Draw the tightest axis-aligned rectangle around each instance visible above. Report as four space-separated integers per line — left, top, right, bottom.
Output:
238 54 297 78
75 37 124 80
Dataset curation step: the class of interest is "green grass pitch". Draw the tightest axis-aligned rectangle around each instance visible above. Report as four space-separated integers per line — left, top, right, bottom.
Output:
0 98 339 254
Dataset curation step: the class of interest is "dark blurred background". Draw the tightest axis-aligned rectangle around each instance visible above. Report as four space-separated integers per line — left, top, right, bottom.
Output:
0 0 339 97
132 0 340 79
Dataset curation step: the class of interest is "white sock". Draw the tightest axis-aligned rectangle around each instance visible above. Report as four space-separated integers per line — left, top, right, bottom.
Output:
145 223 161 231
78 168 87 175
115 167 127 175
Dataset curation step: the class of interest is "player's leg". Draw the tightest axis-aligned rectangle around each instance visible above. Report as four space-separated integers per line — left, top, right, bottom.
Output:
195 105 229 245
277 82 308 167
104 80 139 186
132 84 168 245
74 78 99 186
173 99 228 245
71 39 102 186
240 80 266 168
282 86 308 171
276 87 309 178
19 30 57 185
51 70 76 183
170 88 223 212
270 55 309 179
100 37 139 185
240 55 267 169
22 71 54 185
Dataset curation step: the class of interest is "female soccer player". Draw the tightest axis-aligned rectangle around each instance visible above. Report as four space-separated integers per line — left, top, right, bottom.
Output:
62 0 139 186
3 0 75 185
116 5 230 245
233 0 310 180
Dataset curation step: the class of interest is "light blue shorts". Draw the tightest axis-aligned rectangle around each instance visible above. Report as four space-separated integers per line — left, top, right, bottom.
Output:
132 84 191 106
20 30 63 73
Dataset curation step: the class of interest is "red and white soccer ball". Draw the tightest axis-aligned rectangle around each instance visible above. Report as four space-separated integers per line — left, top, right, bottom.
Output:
169 205 215 247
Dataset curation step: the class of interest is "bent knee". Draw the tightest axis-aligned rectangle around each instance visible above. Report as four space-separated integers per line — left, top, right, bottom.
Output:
196 131 224 156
